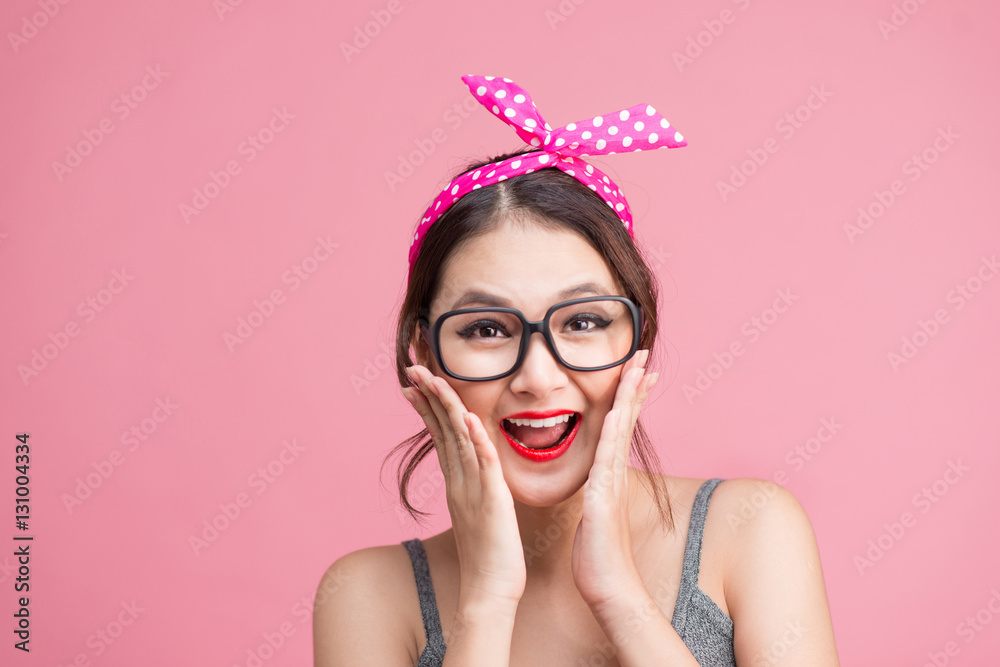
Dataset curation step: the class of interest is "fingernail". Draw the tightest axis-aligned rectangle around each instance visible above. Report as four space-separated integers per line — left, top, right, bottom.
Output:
428 377 442 396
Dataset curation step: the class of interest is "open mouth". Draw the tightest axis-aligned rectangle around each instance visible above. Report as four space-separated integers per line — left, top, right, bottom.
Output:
501 413 580 451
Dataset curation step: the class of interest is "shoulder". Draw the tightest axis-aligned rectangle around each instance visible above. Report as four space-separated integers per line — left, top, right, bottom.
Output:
709 478 841 665
313 543 420 666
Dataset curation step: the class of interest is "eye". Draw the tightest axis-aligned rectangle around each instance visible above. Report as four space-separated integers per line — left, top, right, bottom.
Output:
457 320 511 340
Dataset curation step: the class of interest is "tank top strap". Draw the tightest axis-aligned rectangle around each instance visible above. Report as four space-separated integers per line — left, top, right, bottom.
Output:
401 538 447 662
671 478 726 632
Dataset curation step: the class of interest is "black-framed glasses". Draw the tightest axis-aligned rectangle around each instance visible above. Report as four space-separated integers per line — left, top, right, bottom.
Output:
419 296 643 382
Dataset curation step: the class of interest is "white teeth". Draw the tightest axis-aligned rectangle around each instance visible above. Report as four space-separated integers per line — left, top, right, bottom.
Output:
506 413 573 428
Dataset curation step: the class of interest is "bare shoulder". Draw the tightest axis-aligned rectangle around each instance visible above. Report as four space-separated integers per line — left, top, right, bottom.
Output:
313 543 420 667
707 478 841 665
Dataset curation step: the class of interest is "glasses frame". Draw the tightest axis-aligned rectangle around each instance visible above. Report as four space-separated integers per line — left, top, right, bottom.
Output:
418 296 644 382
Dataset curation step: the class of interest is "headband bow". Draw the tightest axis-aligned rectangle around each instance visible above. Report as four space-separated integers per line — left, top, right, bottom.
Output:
408 75 687 278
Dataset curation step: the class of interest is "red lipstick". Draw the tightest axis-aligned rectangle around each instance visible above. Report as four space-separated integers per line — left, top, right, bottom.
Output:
498 409 581 462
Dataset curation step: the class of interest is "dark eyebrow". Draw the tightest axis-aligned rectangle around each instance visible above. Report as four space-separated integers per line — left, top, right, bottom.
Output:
450 282 614 310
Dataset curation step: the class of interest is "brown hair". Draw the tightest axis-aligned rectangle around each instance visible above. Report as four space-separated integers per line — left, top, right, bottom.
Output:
381 146 675 533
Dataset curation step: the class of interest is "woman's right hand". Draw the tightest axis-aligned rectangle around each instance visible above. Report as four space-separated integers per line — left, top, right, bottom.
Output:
403 365 526 608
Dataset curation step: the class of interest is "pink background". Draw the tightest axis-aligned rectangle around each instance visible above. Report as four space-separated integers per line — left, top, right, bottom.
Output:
2 0 998 664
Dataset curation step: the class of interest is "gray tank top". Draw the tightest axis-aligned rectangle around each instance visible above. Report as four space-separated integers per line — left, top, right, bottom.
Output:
402 477 735 666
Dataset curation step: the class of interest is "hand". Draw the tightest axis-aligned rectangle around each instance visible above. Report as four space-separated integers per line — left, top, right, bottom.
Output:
402 365 526 607
571 349 659 610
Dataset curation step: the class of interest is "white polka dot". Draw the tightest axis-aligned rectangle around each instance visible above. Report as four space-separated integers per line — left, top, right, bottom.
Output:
634 121 644 131
588 184 597 191
473 184 482 189
434 201 441 209
530 137 541 147
622 136 632 147
566 122 577 131
566 169 575 176
544 122 553 131
495 89 506 98
633 147 642 152
486 170 496 178
674 131 684 142
660 118 670 128
555 138 566 147
581 130 592 140
492 105 500 114
608 126 618 135
503 77 512 82
616 203 625 211
596 139 606 149
604 185 611 193
525 118 537 128
619 110 629 121
569 142 579 150
544 134 551 145
485 76 495 80
585 164 594 174
498 175 507 181
514 94 526 103
538 154 550 164
607 201 614 208
649 133 658 143
472 169 481 179
504 108 516 118
451 184 460 195
476 86 486 96
593 116 603 127
511 160 521 169
526 168 535 173
603 176 610 184
645 105 655 115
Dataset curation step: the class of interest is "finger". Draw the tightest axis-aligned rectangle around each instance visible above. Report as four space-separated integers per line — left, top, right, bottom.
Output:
591 407 623 484
402 384 452 479
425 371 480 481
463 412 505 500
407 366 462 482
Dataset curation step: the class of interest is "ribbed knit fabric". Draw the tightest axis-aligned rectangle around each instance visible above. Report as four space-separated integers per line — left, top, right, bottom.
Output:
403 477 734 666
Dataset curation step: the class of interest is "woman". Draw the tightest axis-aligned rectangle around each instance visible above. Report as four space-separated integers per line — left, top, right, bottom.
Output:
314 76 840 666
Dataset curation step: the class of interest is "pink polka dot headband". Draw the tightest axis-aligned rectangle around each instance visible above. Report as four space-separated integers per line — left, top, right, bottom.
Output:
407 75 688 279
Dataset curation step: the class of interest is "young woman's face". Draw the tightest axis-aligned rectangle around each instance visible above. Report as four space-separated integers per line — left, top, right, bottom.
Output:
415 219 631 507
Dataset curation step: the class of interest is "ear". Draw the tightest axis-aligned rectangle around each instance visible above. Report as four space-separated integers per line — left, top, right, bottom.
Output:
411 322 431 369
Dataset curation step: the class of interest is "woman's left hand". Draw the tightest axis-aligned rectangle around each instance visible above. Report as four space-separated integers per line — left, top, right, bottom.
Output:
571 348 659 611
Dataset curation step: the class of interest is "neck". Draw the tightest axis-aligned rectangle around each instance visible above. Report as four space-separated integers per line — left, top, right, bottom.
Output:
513 467 646 584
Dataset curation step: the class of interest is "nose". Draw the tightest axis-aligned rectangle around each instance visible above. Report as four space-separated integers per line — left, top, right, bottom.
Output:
507 330 568 396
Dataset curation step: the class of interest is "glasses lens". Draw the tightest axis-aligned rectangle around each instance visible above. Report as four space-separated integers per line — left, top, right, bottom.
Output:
438 310 523 379
550 299 634 369
437 299 635 379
